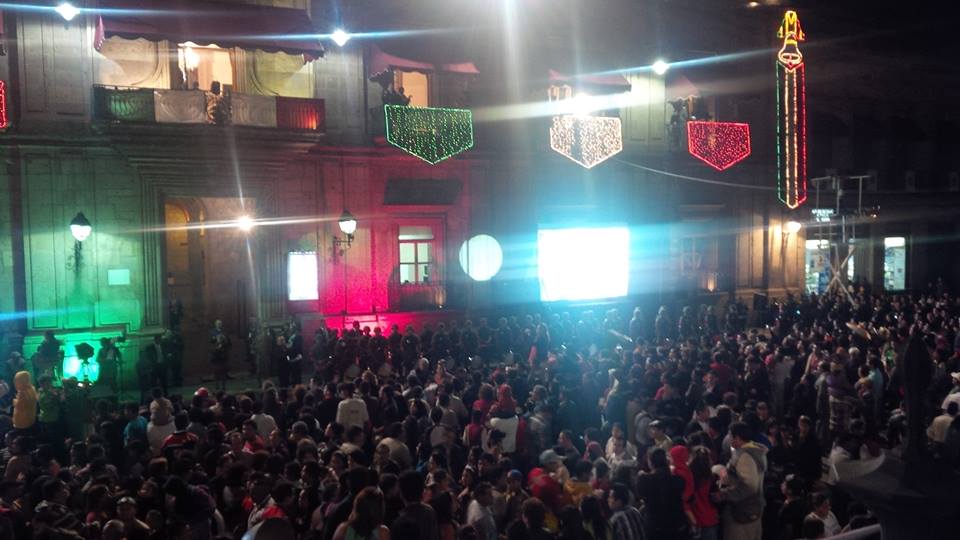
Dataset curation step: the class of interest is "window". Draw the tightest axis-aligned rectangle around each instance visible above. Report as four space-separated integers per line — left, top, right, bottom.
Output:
399 226 434 284
287 251 319 300
804 239 830 294
547 84 573 101
178 42 234 92
394 70 430 107
884 237 906 290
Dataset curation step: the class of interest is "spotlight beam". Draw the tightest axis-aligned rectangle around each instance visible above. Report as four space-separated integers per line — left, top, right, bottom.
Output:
138 214 350 235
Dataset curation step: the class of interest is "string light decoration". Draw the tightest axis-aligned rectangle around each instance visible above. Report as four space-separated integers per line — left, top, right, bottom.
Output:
686 121 751 171
776 10 808 209
384 105 474 164
549 115 623 169
0 81 8 129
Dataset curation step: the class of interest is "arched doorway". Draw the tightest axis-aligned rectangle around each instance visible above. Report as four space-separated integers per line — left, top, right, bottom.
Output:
163 197 258 382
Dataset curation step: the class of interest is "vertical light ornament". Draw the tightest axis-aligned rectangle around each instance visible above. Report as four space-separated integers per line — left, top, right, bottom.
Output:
0 81 8 129
776 10 808 209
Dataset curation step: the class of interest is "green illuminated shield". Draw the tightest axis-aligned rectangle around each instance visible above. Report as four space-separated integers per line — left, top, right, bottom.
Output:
385 105 474 164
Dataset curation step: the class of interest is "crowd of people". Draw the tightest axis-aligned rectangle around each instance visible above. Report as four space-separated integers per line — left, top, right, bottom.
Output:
1 289 960 540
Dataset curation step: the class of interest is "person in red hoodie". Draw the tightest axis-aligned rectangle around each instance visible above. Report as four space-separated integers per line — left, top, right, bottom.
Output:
680 445 720 540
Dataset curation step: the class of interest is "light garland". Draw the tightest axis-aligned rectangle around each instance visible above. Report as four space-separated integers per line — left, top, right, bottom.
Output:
0 81 8 129
384 104 474 164
686 121 751 171
549 115 623 169
776 10 808 208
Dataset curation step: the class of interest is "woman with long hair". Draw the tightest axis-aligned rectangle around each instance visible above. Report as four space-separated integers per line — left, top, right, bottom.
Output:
332 487 390 540
687 445 720 540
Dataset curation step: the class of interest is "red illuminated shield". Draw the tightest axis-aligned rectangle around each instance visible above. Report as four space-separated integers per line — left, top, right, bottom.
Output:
687 121 751 171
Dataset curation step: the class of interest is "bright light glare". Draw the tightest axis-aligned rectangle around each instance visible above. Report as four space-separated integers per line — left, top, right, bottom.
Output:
652 59 670 75
785 220 802 234
458 235 503 281
884 237 905 248
183 47 200 70
331 29 351 47
537 227 630 302
236 215 255 232
746 1 760 7
62 355 100 382
569 94 594 116
287 252 319 301
55 2 80 21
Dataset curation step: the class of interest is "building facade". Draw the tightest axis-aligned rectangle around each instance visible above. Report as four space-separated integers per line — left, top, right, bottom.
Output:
2 0 952 388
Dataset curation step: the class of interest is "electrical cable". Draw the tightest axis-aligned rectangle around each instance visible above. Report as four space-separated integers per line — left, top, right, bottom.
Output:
613 158 778 191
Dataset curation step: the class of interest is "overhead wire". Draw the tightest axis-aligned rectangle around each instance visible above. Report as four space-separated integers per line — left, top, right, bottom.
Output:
613 158 777 191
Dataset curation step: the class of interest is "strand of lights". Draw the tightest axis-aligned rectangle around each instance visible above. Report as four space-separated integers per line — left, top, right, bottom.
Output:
549 115 623 169
775 10 807 208
0 81 7 129
384 105 474 164
686 121 751 171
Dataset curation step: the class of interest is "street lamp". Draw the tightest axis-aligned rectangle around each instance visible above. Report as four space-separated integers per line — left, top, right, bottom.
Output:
333 209 356 254
55 2 80 22
331 29 351 47
236 215 255 233
652 59 670 75
68 212 91 273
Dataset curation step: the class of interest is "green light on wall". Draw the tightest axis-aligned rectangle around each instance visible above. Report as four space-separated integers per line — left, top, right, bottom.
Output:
61 342 100 383
61 356 100 382
384 105 474 164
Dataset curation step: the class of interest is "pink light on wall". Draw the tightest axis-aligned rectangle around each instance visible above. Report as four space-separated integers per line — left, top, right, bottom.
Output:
686 120 751 171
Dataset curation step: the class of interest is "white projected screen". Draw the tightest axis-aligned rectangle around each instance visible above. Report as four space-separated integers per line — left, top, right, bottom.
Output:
537 227 630 301
287 251 319 301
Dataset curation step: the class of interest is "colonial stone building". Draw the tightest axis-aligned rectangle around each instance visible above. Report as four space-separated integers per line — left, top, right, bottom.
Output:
0 0 954 389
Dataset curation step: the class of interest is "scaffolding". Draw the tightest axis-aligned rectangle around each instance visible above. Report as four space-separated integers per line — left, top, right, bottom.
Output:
809 174 874 301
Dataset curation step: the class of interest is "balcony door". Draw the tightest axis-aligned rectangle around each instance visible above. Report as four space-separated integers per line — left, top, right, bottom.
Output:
392 220 446 311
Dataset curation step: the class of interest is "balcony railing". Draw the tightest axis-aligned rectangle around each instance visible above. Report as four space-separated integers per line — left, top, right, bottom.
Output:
93 86 325 131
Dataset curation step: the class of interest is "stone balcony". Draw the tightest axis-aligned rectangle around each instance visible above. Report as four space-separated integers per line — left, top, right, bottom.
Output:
93 85 325 131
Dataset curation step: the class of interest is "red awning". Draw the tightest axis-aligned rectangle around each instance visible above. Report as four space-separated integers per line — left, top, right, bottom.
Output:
441 62 480 75
666 73 700 100
368 44 434 75
548 69 631 93
94 0 323 59
368 45 479 76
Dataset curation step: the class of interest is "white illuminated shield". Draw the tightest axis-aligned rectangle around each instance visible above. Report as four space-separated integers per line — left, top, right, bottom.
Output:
549 115 623 169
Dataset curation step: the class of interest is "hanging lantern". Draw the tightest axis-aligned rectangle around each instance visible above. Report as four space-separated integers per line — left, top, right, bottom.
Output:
687 121 752 171
384 105 474 164
549 115 623 169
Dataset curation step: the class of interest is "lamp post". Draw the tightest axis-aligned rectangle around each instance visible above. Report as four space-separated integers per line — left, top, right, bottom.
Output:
333 209 357 325
781 220 802 292
333 209 356 254
68 212 91 273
